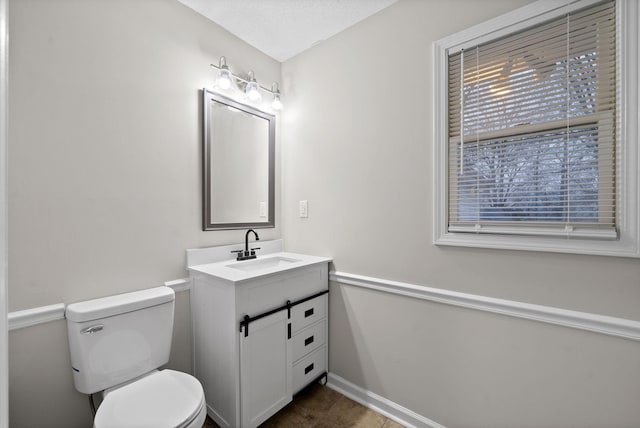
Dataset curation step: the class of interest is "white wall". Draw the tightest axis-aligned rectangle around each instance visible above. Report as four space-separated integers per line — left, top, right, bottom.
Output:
281 0 640 426
8 0 280 426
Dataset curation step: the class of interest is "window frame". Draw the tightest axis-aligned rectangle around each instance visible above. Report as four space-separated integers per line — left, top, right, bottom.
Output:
432 0 640 258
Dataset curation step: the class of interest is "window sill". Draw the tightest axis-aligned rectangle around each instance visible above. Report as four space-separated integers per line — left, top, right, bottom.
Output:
434 230 640 258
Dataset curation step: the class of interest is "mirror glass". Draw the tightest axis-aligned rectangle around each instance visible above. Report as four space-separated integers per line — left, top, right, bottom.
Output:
203 89 275 230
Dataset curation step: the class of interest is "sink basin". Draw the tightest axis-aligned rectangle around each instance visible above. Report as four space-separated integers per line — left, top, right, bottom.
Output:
188 247 332 283
226 256 301 272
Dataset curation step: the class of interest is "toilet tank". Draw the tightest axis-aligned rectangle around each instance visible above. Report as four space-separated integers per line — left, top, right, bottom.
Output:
65 287 175 394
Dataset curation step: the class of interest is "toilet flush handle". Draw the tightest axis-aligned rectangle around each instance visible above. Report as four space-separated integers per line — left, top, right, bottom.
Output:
81 325 104 334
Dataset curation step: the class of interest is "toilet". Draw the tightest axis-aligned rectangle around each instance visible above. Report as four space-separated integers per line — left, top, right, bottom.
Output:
65 286 207 428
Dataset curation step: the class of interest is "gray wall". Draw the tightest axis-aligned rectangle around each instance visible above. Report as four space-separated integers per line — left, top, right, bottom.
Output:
281 1 640 427
8 0 280 426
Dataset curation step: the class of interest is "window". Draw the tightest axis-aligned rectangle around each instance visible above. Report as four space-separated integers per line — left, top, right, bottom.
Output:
433 0 639 257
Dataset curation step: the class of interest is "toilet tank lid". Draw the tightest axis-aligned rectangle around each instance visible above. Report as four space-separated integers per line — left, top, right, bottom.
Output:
66 287 175 323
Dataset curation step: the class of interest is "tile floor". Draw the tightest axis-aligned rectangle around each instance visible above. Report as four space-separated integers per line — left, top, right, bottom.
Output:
203 383 404 427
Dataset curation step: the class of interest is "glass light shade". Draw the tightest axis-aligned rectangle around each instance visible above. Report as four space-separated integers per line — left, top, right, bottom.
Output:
246 80 261 102
217 66 232 90
271 93 283 110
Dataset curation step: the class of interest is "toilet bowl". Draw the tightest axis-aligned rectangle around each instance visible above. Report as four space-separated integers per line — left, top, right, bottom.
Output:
65 287 206 428
94 370 206 428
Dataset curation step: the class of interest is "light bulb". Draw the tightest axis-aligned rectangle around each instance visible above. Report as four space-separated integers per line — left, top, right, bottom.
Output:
217 65 232 90
271 93 283 110
246 79 261 102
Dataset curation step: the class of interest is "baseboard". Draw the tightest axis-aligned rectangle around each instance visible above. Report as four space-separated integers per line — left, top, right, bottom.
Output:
326 372 445 428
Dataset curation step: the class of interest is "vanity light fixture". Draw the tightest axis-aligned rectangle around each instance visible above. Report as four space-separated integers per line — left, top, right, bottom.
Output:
210 56 283 110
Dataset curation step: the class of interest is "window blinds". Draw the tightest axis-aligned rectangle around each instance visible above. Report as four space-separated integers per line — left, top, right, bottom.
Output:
447 0 617 238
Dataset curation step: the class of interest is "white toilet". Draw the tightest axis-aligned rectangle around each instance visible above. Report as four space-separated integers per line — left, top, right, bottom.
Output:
66 286 207 428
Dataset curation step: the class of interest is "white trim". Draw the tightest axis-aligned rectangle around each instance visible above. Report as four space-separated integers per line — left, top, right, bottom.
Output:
326 372 446 428
617 0 640 256
0 0 7 424
433 0 640 258
7 279 195 331
164 278 191 293
330 271 640 342
8 304 66 331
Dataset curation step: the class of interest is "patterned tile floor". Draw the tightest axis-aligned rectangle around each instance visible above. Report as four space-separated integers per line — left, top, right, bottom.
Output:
203 383 404 427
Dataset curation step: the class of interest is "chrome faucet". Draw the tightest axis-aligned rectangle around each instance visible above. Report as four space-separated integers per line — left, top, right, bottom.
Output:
232 229 261 261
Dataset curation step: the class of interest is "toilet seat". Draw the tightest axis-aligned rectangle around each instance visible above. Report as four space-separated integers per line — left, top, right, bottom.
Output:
94 369 206 428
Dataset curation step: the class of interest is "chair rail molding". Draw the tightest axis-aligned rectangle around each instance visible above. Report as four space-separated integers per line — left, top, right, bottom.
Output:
329 271 640 342
7 278 193 332
8 304 66 331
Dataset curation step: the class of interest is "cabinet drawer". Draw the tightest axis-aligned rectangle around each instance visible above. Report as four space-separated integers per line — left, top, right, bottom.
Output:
291 295 326 334
242 266 327 317
292 346 326 394
292 320 326 363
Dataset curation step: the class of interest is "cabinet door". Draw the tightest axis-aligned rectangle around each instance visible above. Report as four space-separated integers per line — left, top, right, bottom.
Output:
240 310 292 428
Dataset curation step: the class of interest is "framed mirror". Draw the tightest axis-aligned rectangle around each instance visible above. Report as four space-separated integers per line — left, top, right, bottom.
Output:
203 89 275 230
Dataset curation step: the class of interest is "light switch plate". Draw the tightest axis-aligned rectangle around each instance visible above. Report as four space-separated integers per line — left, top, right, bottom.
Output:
299 200 308 218
259 202 267 218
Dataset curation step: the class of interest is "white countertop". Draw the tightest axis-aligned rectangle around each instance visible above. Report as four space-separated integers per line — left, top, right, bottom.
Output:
188 251 332 283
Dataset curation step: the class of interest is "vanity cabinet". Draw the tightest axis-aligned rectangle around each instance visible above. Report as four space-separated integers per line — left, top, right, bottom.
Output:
190 259 329 428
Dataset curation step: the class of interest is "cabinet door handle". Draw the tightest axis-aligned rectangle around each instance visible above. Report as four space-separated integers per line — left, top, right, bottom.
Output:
305 363 314 374
304 308 314 318
304 335 314 346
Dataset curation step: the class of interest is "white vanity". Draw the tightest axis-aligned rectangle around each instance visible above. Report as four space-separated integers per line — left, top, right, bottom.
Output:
187 240 331 428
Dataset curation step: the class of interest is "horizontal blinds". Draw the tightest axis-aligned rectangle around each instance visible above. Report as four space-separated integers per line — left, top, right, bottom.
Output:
447 0 616 237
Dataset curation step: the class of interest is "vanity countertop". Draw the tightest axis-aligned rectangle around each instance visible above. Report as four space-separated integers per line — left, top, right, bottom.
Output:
188 251 332 284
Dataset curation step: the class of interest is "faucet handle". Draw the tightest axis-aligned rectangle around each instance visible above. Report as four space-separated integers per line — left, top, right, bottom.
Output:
249 247 261 257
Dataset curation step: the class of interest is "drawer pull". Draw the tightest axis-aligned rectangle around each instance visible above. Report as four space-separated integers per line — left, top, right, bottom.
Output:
304 308 314 318
304 335 314 346
304 363 314 374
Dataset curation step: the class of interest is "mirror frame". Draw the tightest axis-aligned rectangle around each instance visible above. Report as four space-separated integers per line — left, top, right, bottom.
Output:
202 89 275 230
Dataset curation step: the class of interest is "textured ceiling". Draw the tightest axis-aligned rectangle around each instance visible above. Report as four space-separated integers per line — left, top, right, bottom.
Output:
177 0 399 62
